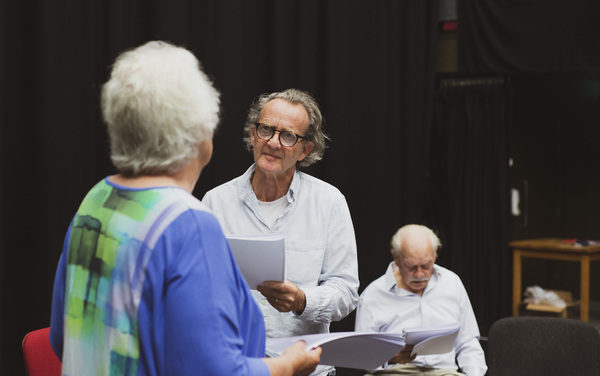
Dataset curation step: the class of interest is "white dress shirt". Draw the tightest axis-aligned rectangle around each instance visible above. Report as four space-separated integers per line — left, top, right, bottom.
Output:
355 262 487 376
203 164 360 376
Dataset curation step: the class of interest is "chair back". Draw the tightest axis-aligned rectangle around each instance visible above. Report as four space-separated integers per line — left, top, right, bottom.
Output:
22 327 62 376
487 316 600 376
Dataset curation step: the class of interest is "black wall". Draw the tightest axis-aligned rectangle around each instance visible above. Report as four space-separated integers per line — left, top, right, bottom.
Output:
510 72 600 300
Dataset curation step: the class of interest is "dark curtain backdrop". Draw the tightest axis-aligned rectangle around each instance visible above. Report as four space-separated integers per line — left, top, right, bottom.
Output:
430 79 513 333
454 0 600 331
458 0 600 73
2 1 439 374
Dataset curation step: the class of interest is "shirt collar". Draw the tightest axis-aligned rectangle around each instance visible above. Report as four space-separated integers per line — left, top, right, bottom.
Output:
383 262 399 291
287 168 300 202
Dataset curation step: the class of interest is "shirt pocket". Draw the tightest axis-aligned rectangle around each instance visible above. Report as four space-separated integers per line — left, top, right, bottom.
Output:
285 239 325 286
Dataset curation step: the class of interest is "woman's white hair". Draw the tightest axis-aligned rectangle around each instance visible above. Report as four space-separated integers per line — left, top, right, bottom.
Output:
391 224 441 258
102 40 220 176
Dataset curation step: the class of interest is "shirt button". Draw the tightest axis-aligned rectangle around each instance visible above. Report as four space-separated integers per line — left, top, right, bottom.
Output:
261 299 267 305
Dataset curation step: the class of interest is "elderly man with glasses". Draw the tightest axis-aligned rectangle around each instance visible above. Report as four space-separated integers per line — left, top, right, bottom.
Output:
203 88 359 376
355 225 487 376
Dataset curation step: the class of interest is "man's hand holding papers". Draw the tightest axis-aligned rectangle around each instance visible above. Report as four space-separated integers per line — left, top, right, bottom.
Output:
388 345 416 364
257 280 307 315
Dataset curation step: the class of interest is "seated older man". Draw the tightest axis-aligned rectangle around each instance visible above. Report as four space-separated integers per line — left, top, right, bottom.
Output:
355 224 486 376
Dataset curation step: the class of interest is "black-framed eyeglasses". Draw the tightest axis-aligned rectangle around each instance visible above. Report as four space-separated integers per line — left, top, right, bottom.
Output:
253 123 306 147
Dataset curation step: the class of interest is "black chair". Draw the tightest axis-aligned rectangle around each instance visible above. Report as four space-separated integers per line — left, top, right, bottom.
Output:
486 316 600 376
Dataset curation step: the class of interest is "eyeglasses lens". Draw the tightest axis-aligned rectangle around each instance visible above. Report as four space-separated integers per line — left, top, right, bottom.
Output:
279 132 297 147
257 124 298 147
257 125 273 139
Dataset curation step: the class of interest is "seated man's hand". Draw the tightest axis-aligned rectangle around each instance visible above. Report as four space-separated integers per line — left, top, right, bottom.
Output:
388 345 416 364
257 280 306 314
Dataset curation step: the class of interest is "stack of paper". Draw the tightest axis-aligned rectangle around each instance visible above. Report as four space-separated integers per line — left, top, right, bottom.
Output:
266 323 460 370
226 234 286 289
267 332 405 370
403 322 460 356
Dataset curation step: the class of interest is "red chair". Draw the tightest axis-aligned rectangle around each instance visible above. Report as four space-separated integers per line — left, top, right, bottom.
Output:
22 327 62 376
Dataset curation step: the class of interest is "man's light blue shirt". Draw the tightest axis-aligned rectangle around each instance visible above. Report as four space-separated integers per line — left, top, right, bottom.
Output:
355 262 487 376
203 165 360 375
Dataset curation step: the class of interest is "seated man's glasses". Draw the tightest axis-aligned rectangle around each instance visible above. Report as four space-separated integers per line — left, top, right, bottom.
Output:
254 123 306 147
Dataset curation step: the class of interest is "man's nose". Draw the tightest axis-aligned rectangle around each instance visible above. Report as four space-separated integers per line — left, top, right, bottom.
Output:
267 131 282 148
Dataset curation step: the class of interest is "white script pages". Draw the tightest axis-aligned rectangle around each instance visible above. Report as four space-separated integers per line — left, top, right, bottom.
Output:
226 234 285 289
403 322 460 356
265 323 460 370
266 332 405 370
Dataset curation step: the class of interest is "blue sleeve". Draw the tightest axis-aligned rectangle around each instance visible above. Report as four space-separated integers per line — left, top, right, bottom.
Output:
49 225 73 359
138 210 270 376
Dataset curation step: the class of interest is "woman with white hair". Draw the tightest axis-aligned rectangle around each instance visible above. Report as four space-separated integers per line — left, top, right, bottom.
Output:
49 41 320 376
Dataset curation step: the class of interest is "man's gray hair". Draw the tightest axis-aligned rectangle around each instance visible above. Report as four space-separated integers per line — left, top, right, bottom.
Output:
243 88 329 168
102 40 220 176
391 224 441 258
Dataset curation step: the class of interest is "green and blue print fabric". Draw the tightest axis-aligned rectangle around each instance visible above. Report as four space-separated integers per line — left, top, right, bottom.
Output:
62 180 189 376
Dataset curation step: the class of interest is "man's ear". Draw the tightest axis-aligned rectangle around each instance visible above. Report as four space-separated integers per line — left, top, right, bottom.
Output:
297 141 314 162
249 127 256 145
